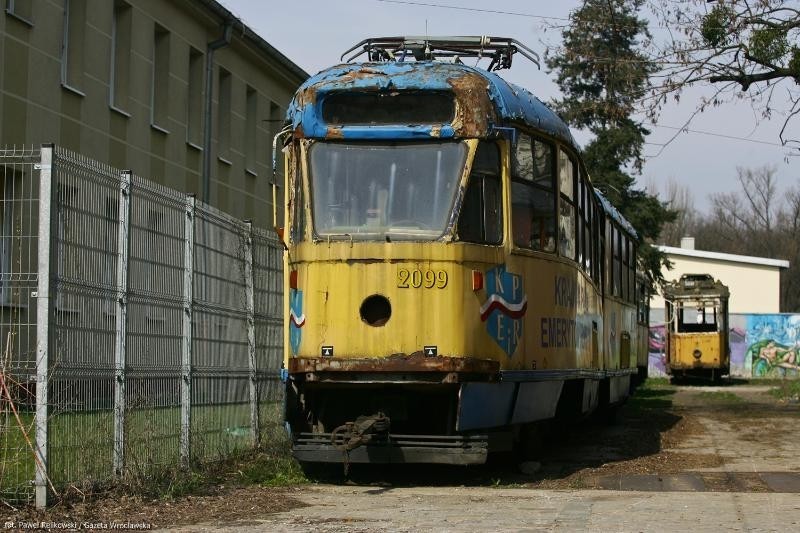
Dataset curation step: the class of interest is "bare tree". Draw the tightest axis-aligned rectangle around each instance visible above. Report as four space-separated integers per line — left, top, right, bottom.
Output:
695 165 799 310
778 184 800 310
647 0 800 152
656 178 701 246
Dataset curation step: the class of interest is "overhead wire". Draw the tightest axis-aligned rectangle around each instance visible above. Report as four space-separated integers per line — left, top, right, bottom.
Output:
651 124 786 148
372 0 794 153
373 0 570 22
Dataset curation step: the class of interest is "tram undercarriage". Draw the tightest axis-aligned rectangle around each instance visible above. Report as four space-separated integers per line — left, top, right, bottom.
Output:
284 356 633 465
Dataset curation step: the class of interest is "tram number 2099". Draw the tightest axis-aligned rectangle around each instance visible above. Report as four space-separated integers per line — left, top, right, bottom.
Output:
397 268 448 289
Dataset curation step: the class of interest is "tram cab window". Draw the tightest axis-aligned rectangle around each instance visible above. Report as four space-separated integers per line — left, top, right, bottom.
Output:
677 302 719 333
308 141 466 241
558 149 576 260
458 142 502 244
511 134 556 252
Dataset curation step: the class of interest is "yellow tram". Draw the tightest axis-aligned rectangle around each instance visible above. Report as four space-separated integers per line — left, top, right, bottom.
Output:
275 37 646 465
663 274 730 381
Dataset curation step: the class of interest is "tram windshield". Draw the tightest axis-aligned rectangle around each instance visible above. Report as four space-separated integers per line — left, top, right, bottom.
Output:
308 141 467 240
675 299 720 333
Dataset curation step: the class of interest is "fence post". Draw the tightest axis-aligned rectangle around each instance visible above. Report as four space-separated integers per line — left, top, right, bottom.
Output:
34 144 55 509
113 171 131 477
244 221 259 446
180 195 195 468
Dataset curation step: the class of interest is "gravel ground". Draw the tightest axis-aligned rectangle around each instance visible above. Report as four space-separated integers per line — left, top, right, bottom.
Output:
5 382 800 531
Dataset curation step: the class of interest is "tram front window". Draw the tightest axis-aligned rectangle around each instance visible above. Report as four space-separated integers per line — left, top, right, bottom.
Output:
308 141 466 240
677 302 719 333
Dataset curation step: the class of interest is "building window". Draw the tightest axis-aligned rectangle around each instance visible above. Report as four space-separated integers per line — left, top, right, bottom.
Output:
187 47 204 148
151 24 171 131
217 69 232 162
110 0 132 114
245 86 257 173
6 0 33 25
61 0 86 94
0 173 13 306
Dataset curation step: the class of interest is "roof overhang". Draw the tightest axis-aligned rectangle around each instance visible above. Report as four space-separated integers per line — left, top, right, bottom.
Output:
658 245 790 269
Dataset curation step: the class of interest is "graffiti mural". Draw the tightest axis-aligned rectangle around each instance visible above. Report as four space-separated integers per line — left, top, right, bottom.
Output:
728 324 748 377
745 315 800 378
648 314 800 379
647 324 667 377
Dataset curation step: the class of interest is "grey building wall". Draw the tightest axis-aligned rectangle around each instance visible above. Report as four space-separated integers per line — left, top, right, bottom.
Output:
0 0 307 228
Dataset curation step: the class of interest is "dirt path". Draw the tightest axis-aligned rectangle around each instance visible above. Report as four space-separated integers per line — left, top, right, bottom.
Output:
173 485 800 532
7 383 800 531
181 383 798 532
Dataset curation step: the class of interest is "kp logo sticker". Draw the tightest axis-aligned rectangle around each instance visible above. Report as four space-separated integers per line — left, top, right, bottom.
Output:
480 265 528 356
289 289 305 355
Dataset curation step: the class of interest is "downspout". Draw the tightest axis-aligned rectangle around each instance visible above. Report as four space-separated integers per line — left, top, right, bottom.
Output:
202 21 233 205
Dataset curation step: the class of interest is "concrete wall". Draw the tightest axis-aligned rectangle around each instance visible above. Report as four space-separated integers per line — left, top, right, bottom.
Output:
0 0 306 228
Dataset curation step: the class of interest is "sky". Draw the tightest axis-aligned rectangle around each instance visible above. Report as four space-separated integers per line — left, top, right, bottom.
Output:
219 0 798 211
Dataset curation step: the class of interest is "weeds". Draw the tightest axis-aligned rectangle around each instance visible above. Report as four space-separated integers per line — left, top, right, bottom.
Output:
768 380 800 402
697 391 742 403
641 377 671 388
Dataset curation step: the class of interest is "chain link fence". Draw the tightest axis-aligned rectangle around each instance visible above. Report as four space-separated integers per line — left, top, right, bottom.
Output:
0 146 284 507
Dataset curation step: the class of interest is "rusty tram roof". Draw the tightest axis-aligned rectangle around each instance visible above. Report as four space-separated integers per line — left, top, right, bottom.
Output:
663 274 730 300
285 61 577 149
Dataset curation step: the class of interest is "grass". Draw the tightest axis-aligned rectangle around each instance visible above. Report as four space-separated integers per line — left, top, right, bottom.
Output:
767 380 800 401
1 401 304 502
626 378 677 411
641 377 671 388
697 391 743 403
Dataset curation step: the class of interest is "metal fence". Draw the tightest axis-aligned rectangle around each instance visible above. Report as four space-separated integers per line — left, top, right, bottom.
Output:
0 146 284 507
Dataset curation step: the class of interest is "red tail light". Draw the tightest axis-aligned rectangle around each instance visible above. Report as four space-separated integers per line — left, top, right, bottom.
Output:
472 270 483 291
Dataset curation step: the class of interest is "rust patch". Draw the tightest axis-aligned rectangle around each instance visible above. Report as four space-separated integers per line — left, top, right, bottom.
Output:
448 72 497 136
325 67 386 87
288 354 499 375
294 85 318 108
326 126 344 139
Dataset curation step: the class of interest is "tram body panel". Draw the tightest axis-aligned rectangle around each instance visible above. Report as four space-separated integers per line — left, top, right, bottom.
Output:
668 332 726 370
278 47 643 464
663 274 730 379
288 244 603 372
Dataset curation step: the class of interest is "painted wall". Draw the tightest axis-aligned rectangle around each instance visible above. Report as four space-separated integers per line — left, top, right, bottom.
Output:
0 0 306 228
648 314 800 379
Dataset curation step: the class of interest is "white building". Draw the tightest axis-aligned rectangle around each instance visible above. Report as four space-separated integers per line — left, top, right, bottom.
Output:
651 238 790 316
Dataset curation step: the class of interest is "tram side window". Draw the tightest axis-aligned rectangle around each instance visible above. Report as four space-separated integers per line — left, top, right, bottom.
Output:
621 235 629 301
637 278 648 324
558 148 576 260
628 242 637 303
511 134 556 252
578 173 592 274
594 203 603 284
457 142 502 244
290 147 305 242
612 226 621 297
